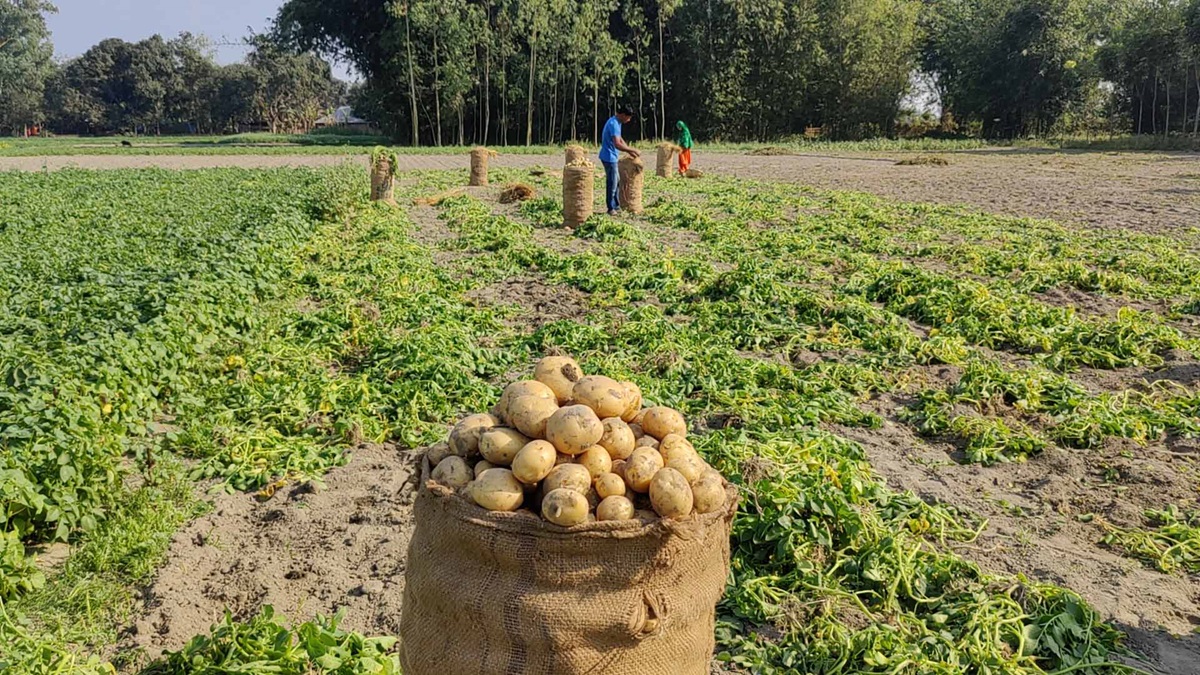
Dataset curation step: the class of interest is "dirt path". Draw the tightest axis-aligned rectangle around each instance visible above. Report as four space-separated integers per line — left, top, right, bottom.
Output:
4 149 1198 235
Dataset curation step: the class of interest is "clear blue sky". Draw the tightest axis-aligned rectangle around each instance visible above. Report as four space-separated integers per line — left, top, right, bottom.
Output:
44 0 356 80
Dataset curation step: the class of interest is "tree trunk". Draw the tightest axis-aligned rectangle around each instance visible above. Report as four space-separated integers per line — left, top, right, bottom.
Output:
1152 68 1159 135
434 35 443 147
636 43 645 143
526 26 537 147
572 66 578 141
1137 80 1145 135
1165 73 1171 137
484 42 491 145
658 13 666 140
405 9 420 146
1194 67 1200 136
594 58 600 144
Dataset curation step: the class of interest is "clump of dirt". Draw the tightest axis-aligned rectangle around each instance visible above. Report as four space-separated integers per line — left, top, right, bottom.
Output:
119 444 420 669
748 146 793 156
895 155 949 166
466 276 591 331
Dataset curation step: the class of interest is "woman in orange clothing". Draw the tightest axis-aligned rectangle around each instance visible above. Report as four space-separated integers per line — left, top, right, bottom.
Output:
675 120 693 175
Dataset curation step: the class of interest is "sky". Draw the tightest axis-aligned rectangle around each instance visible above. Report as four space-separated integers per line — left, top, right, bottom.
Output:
43 0 357 81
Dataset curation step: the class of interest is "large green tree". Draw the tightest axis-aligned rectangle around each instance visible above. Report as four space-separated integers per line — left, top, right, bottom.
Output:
0 0 56 134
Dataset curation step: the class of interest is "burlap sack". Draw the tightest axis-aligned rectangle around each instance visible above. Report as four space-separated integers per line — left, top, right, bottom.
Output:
470 146 490 186
399 456 737 675
564 145 586 165
370 157 395 203
656 144 678 178
618 156 645 214
562 163 594 228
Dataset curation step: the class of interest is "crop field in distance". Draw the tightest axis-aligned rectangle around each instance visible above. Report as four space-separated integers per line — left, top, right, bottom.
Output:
1 155 1199 674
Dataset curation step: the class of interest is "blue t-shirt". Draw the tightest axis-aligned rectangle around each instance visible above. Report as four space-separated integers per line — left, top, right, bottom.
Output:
599 116 622 164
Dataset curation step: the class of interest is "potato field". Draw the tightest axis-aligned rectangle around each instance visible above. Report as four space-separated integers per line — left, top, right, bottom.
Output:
1 159 1198 674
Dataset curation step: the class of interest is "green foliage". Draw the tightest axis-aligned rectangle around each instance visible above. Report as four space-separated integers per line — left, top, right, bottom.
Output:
1102 506 1200 574
144 606 400 675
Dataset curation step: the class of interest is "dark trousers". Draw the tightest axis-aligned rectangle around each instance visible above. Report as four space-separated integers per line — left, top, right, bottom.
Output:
602 161 619 212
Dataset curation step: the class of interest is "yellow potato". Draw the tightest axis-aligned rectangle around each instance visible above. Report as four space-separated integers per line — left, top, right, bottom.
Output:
649 467 693 519
641 406 687 440
635 435 660 450
545 404 603 455
571 375 628 419
534 356 584 404
542 488 590 527
632 409 647 426
594 472 627 499
658 434 698 464
542 463 593 494
448 413 500 457
470 468 525 511
598 418 636 460
478 427 531 466
690 471 726 514
596 495 636 521
498 380 556 422
628 422 645 439
624 447 665 493
427 441 453 465
667 453 706 483
619 381 643 422
507 395 559 439
610 459 627 481
577 445 613 477
511 440 557 484
474 460 497 477
432 456 472 489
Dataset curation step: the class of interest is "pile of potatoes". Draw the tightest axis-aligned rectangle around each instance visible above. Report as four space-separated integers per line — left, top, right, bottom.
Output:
426 356 727 527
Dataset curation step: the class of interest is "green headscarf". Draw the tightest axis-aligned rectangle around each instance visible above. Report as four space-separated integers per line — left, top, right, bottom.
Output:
675 121 693 149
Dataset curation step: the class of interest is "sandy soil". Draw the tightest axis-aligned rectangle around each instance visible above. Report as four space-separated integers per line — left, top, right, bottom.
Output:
4 149 1198 235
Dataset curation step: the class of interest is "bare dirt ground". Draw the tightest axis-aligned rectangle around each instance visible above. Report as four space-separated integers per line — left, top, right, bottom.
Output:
4 148 1199 234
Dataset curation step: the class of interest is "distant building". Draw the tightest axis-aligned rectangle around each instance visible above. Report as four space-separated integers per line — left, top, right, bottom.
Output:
314 106 375 133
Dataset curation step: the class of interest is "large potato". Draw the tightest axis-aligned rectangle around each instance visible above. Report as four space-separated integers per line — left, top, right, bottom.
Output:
624 447 665 493
545 405 603 455
542 488 589 527
641 406 687 440
598 418 636 460
659 434 698 464
479 427 531 466
594 472 627 499
649 467 694 519
511 440 557 484
471 468 525 511
690 470 726 514
432 456 472 489
542 463 593 494
448 413 500 457
667 454 706 483
619 381 643 422
498 380 556 422
635 435 660 450
596 495 636 521
577 445 613 477
427 441 453 465
534 356 584 405
507 395 559 439
572 376 628 419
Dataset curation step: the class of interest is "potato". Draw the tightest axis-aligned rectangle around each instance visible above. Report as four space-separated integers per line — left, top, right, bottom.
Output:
545 404 603 455
628 422 645 439
479 427 531 466
542 463 593 494
474 460 497 477
635 435 660 450
498 380 556 422
572 375 628 419
507 395 559 439
471 468 525 511
542 488 589 527
690 471 726 514
641 406 687 440
649 467 693 519
618 381 643 422
427 441 453 465
448 413 500 457
667 454 706 483
659 434 698 464
534 356 584 404
596 495 636 521
599 418 636 460
511 440 557 484
577 445 613 477
610 459 627 481
632 409 647 426
432 456 472 489
624 447 665 493
594 472 627 499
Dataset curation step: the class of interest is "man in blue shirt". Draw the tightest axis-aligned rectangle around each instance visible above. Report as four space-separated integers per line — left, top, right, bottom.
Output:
599 106 641 216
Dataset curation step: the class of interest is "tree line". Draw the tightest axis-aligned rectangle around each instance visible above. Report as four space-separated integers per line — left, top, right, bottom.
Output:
3 0 1200 142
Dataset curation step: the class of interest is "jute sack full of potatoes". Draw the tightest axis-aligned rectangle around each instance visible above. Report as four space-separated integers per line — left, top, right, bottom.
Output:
399 356 737 675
